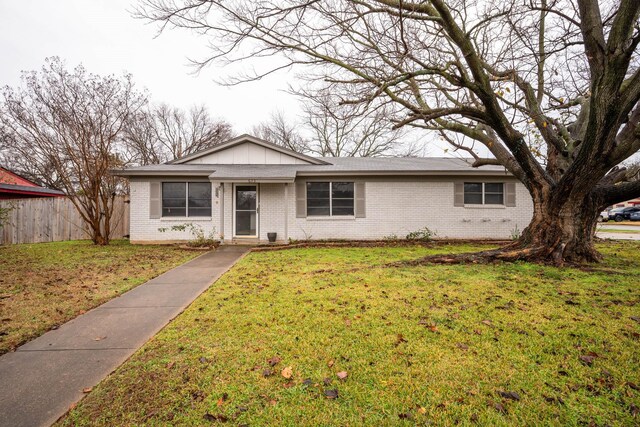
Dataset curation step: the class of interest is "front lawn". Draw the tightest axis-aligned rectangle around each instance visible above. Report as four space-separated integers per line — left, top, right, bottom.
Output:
60 242 640 426
0 240 200 354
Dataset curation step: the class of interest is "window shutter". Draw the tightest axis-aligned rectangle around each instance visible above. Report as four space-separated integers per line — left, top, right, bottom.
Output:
454 182 464 207
505 182 516 207
295 181 306 218
355 182 366 218
149 182 161 219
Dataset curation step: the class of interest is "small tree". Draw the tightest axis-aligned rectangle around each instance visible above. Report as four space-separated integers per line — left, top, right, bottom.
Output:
0 57 146 245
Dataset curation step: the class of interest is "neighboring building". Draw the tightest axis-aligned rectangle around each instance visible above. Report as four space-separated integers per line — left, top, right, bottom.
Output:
0 167 65 199
612 198 640 208
114 134 533 244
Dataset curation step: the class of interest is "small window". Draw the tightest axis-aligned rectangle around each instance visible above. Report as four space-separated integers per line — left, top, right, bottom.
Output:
463 183 483 205
464 182 504 205
162 182 211 217
162 183 186 217
307 182 330 216
188 183 212 217
307 181 354 216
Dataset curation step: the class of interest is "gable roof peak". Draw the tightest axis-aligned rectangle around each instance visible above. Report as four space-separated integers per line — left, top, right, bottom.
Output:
168 134 329 165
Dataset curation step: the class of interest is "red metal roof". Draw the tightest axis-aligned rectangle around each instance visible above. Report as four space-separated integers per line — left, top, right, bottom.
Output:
0 167 39 187
0 167 65 198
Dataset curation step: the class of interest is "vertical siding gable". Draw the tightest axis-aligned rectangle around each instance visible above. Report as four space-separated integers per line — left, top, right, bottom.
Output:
182 141 313 165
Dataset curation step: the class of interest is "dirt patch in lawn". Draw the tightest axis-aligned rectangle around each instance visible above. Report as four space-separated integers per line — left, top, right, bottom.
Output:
0 240 200 354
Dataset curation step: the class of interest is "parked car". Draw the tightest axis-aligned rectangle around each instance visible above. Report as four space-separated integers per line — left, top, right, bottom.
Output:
630 211 640 221
597 211 609 222
609 206 640 222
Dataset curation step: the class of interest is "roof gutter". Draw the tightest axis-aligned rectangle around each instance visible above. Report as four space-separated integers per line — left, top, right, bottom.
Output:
208 177 296 183
110 169 214 177
296 170 512 177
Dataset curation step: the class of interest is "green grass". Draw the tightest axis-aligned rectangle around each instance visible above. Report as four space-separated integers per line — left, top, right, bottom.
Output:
597 228 640 234
0 240 200 354
59 242 640 426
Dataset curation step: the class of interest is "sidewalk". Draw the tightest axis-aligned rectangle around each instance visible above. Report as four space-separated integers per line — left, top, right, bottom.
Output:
597 232 640 241
0 245 249 427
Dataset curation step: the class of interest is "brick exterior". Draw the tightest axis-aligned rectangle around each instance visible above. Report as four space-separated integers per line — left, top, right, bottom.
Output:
129 179 220 243
129 176 532 243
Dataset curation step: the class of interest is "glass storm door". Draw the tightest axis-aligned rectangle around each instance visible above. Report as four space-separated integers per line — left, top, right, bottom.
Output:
235 185 258 237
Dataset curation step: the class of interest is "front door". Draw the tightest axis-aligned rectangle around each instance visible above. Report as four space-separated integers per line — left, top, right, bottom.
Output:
234 185 258 237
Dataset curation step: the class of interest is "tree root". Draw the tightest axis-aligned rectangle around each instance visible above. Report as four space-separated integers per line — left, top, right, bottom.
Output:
388 241 602 268
388 246 542 267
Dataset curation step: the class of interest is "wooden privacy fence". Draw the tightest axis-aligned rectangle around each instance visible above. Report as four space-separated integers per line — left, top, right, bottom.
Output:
0 196 129 245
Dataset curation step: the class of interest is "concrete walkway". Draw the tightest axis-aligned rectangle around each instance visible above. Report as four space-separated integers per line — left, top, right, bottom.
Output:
597 232 640 240
0 245 249 427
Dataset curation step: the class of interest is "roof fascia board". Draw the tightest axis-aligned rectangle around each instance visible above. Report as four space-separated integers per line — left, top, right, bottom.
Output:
211 178 296 183
296 170 511 177
111 170 213 177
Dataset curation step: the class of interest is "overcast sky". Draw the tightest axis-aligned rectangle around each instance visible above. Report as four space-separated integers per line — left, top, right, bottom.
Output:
0 0 303 134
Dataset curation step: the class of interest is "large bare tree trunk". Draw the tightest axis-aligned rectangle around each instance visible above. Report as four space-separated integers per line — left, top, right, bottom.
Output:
513 193 602 264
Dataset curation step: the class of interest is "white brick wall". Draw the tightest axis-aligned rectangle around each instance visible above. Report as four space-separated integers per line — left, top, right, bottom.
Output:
290 178 532 240
129 179 219 243
129 177 533 243
257 184 287 241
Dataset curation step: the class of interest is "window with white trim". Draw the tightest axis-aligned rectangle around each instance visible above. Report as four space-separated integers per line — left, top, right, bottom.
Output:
306 182 354 216
162 182 212 217
464 182 504 205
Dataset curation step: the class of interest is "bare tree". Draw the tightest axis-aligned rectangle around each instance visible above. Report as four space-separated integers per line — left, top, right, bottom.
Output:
0 57 146 244
253 110 310 153
254 97 420 157
124 103 233 165
303 93 420 157
137 0 640 263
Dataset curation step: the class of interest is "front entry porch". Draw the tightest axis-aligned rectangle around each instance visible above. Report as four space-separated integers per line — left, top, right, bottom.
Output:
215 181 290 244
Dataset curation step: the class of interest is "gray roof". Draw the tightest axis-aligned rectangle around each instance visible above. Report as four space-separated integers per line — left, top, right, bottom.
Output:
113 157 509 181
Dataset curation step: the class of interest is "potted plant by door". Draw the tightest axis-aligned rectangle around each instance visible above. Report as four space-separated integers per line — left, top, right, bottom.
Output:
267 232 277 243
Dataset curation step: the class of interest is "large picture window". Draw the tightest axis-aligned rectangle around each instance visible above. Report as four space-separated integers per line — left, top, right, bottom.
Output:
307 182 354 216
162 182 211 217
464 182 504 205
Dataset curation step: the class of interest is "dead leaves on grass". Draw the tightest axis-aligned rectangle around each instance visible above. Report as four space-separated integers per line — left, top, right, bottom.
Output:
280 366 293 379
324 389 339 399
579 352 599 367
497 390 521 401
267 356 281 367
256 356 350 402
203 413 229 423
394 333 408 347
